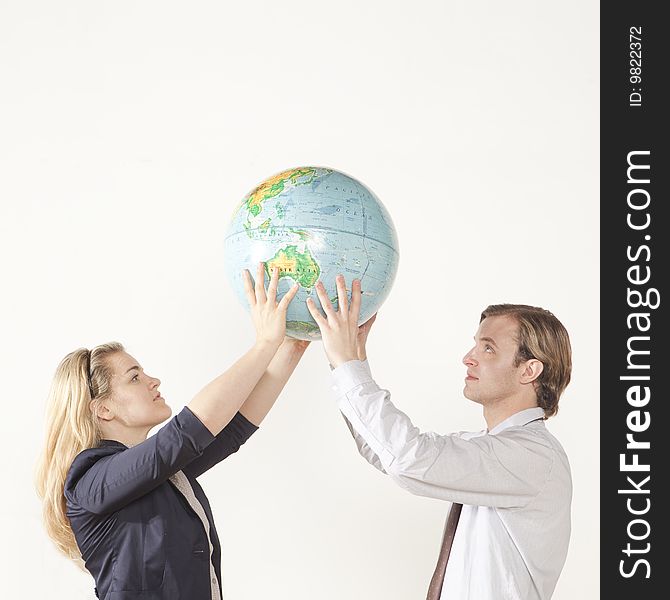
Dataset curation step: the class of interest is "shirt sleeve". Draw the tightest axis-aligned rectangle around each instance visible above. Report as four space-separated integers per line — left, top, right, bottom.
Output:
337 360 387 474
65 407 217 515
183 411 258 479
331 361 554 508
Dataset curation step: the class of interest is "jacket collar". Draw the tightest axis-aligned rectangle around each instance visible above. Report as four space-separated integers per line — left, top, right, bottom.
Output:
98 439 129 449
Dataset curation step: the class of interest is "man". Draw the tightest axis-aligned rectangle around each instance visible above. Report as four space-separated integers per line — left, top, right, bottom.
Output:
306 276 572 600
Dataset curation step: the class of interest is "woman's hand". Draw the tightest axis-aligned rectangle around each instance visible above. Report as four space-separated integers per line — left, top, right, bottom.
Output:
243 262 299 350
306 274 361 369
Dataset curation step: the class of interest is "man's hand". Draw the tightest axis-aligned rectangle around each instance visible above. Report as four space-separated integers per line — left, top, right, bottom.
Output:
280 336 311 355
356 313 377 362
306 275 361 369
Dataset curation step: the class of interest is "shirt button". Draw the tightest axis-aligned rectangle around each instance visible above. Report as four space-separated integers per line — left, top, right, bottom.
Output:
212 577 217 584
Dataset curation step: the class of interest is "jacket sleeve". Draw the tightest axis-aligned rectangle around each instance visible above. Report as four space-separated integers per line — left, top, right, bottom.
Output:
331 361 554 509
65 407 216 515
183 411 258 479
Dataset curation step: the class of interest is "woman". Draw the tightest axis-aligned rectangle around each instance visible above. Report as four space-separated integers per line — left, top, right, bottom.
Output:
36 264 307 600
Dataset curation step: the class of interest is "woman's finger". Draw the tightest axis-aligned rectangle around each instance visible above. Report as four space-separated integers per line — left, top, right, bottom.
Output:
335 274 348 314
255 262 268 303
278 282 300 312
242 269 256 306
267 265 280 303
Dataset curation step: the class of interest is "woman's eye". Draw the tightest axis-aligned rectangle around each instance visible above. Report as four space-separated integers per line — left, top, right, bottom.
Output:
131 374 139 382
485 345 494 353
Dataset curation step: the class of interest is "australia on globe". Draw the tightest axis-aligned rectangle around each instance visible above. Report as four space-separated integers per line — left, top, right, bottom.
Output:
224 166 399 340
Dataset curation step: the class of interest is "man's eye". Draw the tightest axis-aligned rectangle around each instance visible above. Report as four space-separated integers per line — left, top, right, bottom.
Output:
485 345 494 353
131 374 139 382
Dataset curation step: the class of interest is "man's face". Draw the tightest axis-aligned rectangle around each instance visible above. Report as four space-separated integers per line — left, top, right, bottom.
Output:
462 315 527 408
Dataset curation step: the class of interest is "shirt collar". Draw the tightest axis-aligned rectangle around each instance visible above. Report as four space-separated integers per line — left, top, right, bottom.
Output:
488 407 545 435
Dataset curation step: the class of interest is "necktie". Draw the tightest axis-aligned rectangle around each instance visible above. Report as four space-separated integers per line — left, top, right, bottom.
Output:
426 502 463 600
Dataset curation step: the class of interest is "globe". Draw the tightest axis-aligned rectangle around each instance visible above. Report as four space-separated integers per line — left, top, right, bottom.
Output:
224 166 399 340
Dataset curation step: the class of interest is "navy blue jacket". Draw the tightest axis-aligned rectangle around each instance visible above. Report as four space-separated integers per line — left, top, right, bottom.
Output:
64 407 258 600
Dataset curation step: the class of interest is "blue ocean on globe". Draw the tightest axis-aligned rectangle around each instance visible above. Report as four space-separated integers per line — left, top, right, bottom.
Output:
224 166 399 340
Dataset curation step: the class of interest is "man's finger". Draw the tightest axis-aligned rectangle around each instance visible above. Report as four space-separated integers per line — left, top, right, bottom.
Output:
335 274 348 314
314 281 337 318
350 278 362 322
362 312 377 330
306 297 327 327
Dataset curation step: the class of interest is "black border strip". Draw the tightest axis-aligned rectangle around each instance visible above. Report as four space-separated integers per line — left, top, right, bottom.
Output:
601 4 667 596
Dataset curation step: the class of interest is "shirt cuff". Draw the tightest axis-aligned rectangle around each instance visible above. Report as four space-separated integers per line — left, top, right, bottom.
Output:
331 359 374 396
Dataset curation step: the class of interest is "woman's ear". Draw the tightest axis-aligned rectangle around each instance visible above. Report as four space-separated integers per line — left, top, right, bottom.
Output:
90 399 114 422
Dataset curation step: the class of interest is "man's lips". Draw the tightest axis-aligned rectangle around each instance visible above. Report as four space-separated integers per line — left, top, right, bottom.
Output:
465 373 478 381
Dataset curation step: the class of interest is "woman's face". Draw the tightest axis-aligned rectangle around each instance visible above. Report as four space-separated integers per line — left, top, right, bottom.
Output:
105 351 172 430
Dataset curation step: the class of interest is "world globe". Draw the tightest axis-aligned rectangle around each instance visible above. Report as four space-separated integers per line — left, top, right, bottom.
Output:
224 166 399 340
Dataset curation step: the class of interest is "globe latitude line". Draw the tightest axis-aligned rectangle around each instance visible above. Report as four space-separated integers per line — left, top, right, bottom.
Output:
223 225 399 256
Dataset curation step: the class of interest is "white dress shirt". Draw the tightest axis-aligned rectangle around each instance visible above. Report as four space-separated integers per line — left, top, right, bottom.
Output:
331 360 572 600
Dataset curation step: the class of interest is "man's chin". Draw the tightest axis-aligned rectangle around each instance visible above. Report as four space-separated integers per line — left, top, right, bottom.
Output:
463 389 482 405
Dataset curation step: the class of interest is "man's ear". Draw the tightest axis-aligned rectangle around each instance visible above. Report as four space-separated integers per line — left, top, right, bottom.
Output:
520 359 544 384
90 399 114 422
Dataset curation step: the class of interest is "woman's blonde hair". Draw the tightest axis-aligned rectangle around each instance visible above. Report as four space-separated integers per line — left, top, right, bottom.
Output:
35 342 124 566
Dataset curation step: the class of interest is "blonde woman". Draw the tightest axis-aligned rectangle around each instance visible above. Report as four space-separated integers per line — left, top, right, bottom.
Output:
36 264 306 600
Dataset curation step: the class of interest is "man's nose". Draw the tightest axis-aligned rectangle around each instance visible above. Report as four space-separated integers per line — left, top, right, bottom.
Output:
462 350 477 366
150 376 161 388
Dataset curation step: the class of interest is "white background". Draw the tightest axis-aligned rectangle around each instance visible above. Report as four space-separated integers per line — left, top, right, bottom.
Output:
0 1 598 598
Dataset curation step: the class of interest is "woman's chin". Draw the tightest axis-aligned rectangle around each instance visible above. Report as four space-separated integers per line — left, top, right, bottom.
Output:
156 404 172 423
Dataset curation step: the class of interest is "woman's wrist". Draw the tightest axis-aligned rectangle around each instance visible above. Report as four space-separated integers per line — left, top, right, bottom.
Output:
253 338 282 356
